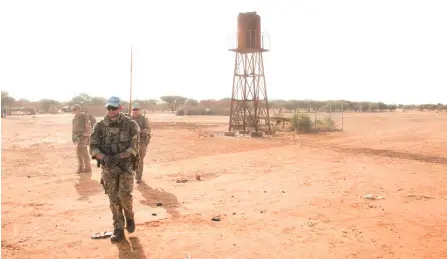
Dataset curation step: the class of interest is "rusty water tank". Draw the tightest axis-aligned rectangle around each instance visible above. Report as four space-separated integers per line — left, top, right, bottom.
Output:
237 12 261 50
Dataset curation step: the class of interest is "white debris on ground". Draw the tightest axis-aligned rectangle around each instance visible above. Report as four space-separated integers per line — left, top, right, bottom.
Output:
363 194 385 200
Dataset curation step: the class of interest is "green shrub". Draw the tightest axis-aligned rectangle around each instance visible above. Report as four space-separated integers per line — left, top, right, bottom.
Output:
291 114 313 132
323 117 334 128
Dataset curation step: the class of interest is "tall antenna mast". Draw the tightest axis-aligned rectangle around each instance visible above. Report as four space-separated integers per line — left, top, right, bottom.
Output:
128 46 133 114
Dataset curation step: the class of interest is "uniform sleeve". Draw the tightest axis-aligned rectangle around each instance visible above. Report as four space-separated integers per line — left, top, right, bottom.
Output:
125 120 140 156
89 123 102 158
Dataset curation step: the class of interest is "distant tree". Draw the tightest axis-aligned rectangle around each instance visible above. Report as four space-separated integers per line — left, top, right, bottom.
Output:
185 98 199 106
69 93 92 105
284 100 298 112
377 102 388 112
269 99 287 113
90 97 106 105
360 102 369 112
199 99 216 108
160 95 187 113
388 104 397 111
39 99 60 112
1 91 15 107
216 98 230 109
137 99 159 110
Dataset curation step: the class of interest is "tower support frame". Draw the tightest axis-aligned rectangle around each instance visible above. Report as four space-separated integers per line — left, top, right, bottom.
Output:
228 48 271 133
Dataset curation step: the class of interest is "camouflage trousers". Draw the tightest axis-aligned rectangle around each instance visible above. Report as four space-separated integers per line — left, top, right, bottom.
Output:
136 145 148 181
76 136 91 169
101 165 135 229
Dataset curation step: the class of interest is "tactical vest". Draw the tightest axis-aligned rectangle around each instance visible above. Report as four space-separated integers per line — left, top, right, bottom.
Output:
132 115 150 144
97 115 136 155
72 113 90 134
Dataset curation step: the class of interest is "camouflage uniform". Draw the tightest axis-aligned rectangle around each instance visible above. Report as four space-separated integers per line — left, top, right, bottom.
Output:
131 103 151 183
72 104 92 172
89 97 140 241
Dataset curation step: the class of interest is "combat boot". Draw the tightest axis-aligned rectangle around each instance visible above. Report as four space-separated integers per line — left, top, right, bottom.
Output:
126 219 135 233
110 228 125 242
76 167 83 174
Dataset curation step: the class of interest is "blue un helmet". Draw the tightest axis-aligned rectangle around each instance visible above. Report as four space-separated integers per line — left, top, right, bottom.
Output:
132 103 141 110
105 96 121 108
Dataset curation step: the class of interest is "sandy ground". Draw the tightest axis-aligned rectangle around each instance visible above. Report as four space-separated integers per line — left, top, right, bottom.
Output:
2 111 447 259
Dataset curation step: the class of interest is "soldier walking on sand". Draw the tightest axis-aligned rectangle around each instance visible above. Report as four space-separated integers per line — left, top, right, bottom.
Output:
89 96 140 242
72 104 92 173
131 103 151 184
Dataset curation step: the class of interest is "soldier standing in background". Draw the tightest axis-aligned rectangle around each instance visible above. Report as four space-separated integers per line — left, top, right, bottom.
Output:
89 96 140 242
72 104 92 173
131 103 151 184
82 107 97 128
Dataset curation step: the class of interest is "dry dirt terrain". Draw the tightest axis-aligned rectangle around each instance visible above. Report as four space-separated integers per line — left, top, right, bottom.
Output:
2 111 447 258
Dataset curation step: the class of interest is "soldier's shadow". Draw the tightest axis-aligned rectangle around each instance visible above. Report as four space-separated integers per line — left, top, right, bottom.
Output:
116 236 148 259
74 172 103 201
137 181 181 217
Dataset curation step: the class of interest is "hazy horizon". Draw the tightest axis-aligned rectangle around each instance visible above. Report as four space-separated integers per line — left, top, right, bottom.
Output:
3 92 445 106
1 0 446 105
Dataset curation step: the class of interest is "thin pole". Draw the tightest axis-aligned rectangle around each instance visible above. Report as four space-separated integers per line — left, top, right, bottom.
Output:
341 103 344 131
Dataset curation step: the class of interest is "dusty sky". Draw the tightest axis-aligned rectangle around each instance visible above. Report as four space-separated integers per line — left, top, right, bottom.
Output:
1 0 446 104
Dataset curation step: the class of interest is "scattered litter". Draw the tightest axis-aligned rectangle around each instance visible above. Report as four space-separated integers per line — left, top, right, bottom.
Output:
305 221 318 227
363 194 385 200
91 231 113 239
152 213 157 216
232 212 236 215
196 175 201 181
156 203 163 206
211 217 221 222
176 179 188 183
